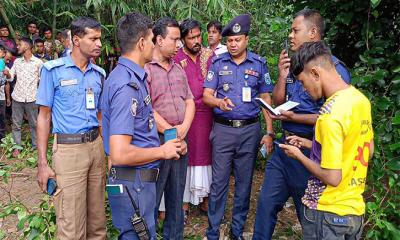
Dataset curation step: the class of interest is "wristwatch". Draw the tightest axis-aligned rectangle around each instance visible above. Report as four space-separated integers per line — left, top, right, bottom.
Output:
266 132 275 139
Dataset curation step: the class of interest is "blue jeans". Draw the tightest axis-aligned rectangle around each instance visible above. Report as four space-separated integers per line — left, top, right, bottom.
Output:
301 206 364 240
155 135 188 240
253 141 310 240
108 172 157 240
206 122 261 240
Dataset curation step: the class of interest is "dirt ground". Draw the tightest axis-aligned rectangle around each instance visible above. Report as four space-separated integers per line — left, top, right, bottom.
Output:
0 157 300 240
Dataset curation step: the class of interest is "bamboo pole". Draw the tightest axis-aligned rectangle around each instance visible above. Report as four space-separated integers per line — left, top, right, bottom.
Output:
0 2 17 41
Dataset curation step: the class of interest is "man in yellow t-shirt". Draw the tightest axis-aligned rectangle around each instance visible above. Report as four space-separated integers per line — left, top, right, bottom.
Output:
280 41 374 240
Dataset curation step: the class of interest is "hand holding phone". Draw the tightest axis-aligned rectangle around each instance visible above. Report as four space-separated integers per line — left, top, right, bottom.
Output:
284 39 290 54
260 144 267 158
47 178 57 196
164 128 177 142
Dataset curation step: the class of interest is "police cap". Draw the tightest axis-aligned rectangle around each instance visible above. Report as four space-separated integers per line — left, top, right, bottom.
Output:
221 14 251 37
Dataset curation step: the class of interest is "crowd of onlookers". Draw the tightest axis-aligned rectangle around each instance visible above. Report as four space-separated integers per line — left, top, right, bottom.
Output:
0 22 71 156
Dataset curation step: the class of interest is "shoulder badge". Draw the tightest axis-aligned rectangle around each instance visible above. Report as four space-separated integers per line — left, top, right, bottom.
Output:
130 98 138 117
264 73 272 85
207 71 215 81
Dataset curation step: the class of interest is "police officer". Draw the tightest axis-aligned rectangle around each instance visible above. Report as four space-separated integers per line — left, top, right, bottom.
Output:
253 9 351 239
203 14 274 240
36 17 107 239
100 12 183 240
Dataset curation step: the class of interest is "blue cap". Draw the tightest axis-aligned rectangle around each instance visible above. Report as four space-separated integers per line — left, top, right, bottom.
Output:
221 14 251 37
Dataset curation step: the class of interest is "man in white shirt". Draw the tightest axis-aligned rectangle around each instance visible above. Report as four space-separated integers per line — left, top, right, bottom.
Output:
207 20 227 56
4 37 42 157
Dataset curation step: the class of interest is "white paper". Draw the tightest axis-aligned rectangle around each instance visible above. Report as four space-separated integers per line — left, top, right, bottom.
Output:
254 98 299 116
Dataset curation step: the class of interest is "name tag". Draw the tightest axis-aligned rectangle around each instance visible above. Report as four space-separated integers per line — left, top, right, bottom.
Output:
86 88 95 110
60 79 78 86
219 70 232 76
242 87 251 102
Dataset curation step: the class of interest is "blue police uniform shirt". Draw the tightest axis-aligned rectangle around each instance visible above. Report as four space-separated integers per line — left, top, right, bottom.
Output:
36 55 105 134
101 57 160 169
283 55 351 135
204 51 274 120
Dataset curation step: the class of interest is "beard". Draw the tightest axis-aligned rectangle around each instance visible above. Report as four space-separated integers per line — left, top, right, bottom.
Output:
185 43 201 55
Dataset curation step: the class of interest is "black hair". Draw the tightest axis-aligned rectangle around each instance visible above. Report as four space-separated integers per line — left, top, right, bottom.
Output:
70 17 101 38
34 38 45 44
42 25 52 34
290 41 332 76
117 12 153 54
180 19 201 39
26 21 37 29
207 20 223 33
0 45 5 52
152 17 180 43
0 24 8 30
293 9 325 38
19 37 33 48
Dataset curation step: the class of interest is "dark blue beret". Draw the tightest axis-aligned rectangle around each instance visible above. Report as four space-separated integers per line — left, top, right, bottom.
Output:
221 14 251 37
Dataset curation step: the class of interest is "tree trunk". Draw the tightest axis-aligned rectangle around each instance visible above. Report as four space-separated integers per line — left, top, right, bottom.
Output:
0 2 17 41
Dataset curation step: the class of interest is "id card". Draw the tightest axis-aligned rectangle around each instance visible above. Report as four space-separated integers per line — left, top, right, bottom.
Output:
106 184 123 195
86 88 95 109
242 87 251 102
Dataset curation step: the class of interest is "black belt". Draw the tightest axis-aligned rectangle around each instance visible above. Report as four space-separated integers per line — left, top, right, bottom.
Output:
214 116 258 128
284 130 313 140
57 128 99 144
109 167 159 182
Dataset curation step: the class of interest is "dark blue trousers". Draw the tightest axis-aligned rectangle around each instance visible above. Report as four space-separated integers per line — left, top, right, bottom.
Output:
206 122 261 240
155 135 188 240
253 140 311 240
108 171 157 240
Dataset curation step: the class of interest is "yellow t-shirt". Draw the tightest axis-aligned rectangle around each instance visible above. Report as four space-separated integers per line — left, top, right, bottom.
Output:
302 86 373 216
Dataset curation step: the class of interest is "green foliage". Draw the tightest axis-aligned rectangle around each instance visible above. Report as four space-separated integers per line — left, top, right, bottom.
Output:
0 197 56 240
0 134 23 159
1 0 399 239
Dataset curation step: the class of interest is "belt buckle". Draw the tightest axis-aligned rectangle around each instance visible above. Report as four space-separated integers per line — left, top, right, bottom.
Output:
232 120 242 128
110 167 116 180
84 132 90 143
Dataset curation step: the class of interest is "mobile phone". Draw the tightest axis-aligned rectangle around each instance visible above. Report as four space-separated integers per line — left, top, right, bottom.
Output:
260 144 267 158
273 140 281 146
164 128 177 142
47 178 57 196
284 39 290 54
106 184 124 196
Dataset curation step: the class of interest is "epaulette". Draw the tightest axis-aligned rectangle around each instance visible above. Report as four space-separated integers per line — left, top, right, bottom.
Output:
42 58 65 71
249 52 266 64
127 81 140 90
331 55 347 68
211 52 228 63
92 64 106 78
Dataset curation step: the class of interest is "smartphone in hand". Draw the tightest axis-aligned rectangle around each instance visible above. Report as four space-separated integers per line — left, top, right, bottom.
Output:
164 128 177 142
47 178 57 196
260 144 267 158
